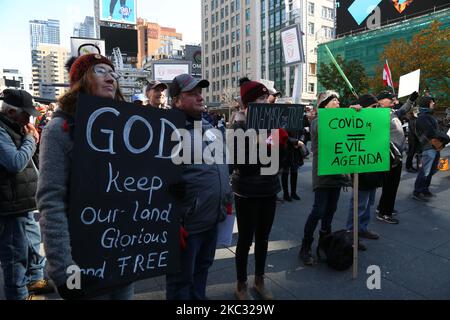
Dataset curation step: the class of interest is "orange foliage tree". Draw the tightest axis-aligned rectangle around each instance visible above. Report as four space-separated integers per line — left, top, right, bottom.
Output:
368 20 450 109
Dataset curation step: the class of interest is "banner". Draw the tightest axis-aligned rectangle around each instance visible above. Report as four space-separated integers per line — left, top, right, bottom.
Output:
280 24 305 66
246 103 305 131
318 108 390 175
68 94 185 295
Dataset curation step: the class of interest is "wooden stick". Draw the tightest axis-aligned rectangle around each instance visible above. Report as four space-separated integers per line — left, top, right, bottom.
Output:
353 173 359 280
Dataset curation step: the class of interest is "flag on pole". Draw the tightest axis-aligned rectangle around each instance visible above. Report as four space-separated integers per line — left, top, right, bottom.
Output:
383 60 395 93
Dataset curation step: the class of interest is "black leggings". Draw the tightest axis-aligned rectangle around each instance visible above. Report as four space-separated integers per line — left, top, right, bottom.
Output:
235 195 276 282
110 0 126 15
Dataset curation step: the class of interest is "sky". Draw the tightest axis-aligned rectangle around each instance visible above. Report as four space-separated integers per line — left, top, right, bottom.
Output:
0 0 201 80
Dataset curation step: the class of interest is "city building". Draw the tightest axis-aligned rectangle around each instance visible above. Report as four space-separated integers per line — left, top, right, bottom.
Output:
137 19 184 67
32 44 70 100
74 16 96 38
29 19 60 50
202 0 335 105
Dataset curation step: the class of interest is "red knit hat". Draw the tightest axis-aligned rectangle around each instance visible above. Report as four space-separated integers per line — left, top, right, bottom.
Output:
240 78 269 107
69 54 115 86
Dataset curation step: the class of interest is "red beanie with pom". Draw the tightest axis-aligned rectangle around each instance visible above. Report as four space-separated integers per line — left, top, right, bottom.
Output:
69 54 115 86
240 79 269 107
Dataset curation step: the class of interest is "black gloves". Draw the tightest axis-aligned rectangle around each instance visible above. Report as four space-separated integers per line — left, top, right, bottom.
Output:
409 91 419 102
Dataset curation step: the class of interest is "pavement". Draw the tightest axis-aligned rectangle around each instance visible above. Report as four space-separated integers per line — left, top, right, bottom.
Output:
1 147 450 301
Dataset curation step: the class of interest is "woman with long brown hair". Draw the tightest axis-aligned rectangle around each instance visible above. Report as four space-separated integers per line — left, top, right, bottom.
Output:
36 54 133 300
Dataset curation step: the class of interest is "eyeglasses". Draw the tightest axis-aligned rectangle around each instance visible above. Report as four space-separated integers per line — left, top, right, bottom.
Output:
93 65 121 80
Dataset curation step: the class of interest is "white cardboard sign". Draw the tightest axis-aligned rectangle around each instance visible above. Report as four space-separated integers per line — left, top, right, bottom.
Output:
398 69 420 98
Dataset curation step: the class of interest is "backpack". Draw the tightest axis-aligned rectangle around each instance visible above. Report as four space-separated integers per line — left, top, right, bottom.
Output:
317 230 353 271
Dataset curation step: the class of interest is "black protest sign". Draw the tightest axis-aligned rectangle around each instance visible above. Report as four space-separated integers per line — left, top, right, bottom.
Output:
68 94 185 295
246 103 305 131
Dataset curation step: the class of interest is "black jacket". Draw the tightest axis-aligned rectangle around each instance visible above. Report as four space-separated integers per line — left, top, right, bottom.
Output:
0 114 38 216
231 118 281 198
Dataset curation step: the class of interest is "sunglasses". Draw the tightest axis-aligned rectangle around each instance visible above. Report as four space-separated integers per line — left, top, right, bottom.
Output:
93 65 121 80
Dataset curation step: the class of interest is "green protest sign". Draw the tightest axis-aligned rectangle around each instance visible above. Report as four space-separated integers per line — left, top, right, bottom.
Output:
318 108 390 175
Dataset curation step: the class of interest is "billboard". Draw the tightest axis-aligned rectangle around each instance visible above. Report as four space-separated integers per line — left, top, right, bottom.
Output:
100 26 138 57
99 0 137 25
184 45 202 76
71 37 106 57
153 63 191 82
336 0 450 37
280 24 305 66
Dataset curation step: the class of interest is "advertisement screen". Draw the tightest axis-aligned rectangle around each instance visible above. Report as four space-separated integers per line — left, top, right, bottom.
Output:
99 0 137 25
336 0 450 37
153 63 191 82
100 26 138 57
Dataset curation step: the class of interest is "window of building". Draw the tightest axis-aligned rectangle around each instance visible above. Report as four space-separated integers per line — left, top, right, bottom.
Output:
204 18 208 28
261 0 266 14
261 16 266 32
322 7 334 20
245 24 251 37
236 60 241 72
246 40 251 53
236 44 241 55
236 29 240 41
231 15 235 28
226 34 229 45
221 8 224 19
245 8 250 20
308 22 315 35
309 63 316 75
236 0 240 10
231 1 234 13
236 13 240 25
225 5 229 16
245 0 250 6
308 2 314 15
323 26 333 38
308 82 315 93
205 31 208 41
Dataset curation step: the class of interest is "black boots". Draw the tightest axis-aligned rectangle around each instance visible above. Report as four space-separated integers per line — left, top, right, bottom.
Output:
299 239 314 265
282 171 300 201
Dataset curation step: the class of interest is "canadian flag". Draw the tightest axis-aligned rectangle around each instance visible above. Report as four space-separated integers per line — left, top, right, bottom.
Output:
383 60 394 90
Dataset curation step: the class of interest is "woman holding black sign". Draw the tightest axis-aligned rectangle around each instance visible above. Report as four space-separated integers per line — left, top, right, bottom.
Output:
231 78 288 300
36 54 133 299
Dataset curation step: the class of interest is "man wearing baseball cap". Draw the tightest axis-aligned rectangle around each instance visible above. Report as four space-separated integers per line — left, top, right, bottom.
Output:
165 74 232 300
145 80 169 109
0 89 53 299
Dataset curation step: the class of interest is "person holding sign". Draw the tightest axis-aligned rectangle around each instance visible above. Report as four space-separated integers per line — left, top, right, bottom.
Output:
166 74 232 300
36 54 135 300
231 78 287 300
375 90 418 224
412 96 450 202
345 94 384 241
299 91 352 266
